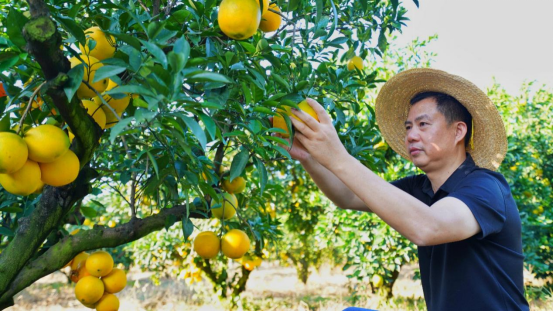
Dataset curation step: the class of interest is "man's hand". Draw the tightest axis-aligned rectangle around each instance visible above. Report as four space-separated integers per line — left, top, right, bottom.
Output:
289 98 349 169
270 117 312 163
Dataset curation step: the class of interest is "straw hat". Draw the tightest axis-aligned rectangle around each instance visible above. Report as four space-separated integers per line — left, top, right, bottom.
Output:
375 68 507 171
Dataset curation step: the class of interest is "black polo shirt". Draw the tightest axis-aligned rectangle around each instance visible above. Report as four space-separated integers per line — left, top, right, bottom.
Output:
391 155 529 311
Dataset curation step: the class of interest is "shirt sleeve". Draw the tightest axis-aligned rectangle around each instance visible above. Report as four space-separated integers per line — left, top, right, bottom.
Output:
447 172 507 239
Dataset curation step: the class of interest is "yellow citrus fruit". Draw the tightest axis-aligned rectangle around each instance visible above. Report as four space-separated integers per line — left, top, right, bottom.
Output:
193 231 221 259
71 263 91 283
93 80 131 112
82 100 107 129
107 220 116 228
75 276 104 305
79 26 116 61
0 159 41 196
243 260 256 271
272 109 290 138
95 292 120 311
259 0 269 15
253 256 262 267
99 103 123 129
218 0 261 40
291 100 319 124
71 252 90 271
39 149 80 187
222 175 246 194
372 274 384 288
0 132 28 174
259 4 282 32
69 54 109 99
211 192 237 220
33 180 45 194
24 124 70 163
86 251 114 277
101 268 127 294
221 229 250 259
347 56 364 71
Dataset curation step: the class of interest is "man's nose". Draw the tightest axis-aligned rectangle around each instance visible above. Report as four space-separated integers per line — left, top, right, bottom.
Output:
406 129 419 142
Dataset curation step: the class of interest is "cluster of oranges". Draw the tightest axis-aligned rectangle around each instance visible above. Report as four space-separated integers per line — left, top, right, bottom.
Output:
191 170 252 261
218 0 282 40
0 125 78 196
66 251 127 311
70 26 130 131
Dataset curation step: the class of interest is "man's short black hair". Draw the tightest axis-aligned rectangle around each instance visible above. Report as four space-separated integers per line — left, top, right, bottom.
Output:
410 91 473 147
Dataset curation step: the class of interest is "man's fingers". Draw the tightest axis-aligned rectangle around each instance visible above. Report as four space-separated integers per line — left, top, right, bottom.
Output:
306 97 332 125
290 115 315 138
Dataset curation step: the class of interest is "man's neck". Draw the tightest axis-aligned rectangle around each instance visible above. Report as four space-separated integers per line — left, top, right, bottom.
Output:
426 150 467 193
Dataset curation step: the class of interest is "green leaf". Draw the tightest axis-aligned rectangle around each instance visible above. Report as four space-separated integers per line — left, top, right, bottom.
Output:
182 218 194 240
0 206 23 213
176 113 207 150
111 33 141 51
324 0 338 41
63 64 84 102
0 114 10 132
198 113 216 141
80 206 97 218
106 85 156 97
54 14 85 46
230 149 249 182
0 226 14 237
316 0 323 23
378 27 388 53
187 72 232 83
92 65 126 83
270 72 290 92
147 150 160 179
165 214 177 230
254 157 268 193
173 36 190 65
109 117 133 143
140 39 168 69
0 54 19 73
7 8 28 49
168 51 185 73
273 145 291 159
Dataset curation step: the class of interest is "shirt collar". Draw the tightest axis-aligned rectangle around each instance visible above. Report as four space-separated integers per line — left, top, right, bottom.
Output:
422 154 477 197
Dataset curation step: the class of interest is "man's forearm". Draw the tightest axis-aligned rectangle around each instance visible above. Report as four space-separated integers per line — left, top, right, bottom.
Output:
326 153 435 244
300 156 370 212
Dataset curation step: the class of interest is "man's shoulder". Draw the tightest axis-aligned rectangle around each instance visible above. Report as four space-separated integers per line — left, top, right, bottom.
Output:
461 167 510 192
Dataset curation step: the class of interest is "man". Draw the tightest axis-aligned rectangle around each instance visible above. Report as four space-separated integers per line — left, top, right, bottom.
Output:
283 68 529 310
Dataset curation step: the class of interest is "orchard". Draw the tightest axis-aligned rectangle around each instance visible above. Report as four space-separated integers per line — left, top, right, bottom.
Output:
0 0 551 310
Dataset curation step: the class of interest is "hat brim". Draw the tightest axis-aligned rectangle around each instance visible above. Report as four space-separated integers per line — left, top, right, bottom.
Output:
375 68 507 171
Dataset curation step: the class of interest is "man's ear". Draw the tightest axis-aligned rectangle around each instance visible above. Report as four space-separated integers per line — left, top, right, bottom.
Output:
455 121 468 145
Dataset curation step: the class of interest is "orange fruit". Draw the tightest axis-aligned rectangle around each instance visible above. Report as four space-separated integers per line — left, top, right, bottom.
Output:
39 149 80 187
95 293 120 311
69 54 109 99
193 231 221 259
222 175 246 194
0 132 28 174
211 192 237 220
221 229 250 259
71 263 91 283
79 26 116 61
0 159 41 196
259 4 282 32
71 252 90 271
86 251 114 277
93 80 131 113
101 268 127 294
82 99 107 129
218 0 261 40
75 276 104 305
347 56 363 71
24 125 70 163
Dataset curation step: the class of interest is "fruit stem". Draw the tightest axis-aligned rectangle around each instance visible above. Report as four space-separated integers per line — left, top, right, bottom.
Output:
17 81 47 135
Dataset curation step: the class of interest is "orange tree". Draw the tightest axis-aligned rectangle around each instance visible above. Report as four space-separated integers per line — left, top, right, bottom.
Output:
0 0 414 309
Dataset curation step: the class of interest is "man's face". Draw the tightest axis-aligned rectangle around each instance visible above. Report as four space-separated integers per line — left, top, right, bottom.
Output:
404 98 458 172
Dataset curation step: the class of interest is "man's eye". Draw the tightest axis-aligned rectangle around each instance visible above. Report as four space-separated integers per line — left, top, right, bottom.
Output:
405 125 411 130
419 122 427 127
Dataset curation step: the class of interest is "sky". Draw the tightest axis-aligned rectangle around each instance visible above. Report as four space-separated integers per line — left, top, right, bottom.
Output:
392 0 553 95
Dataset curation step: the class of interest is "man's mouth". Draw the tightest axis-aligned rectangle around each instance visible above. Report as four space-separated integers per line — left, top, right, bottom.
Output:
409 147 422 156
